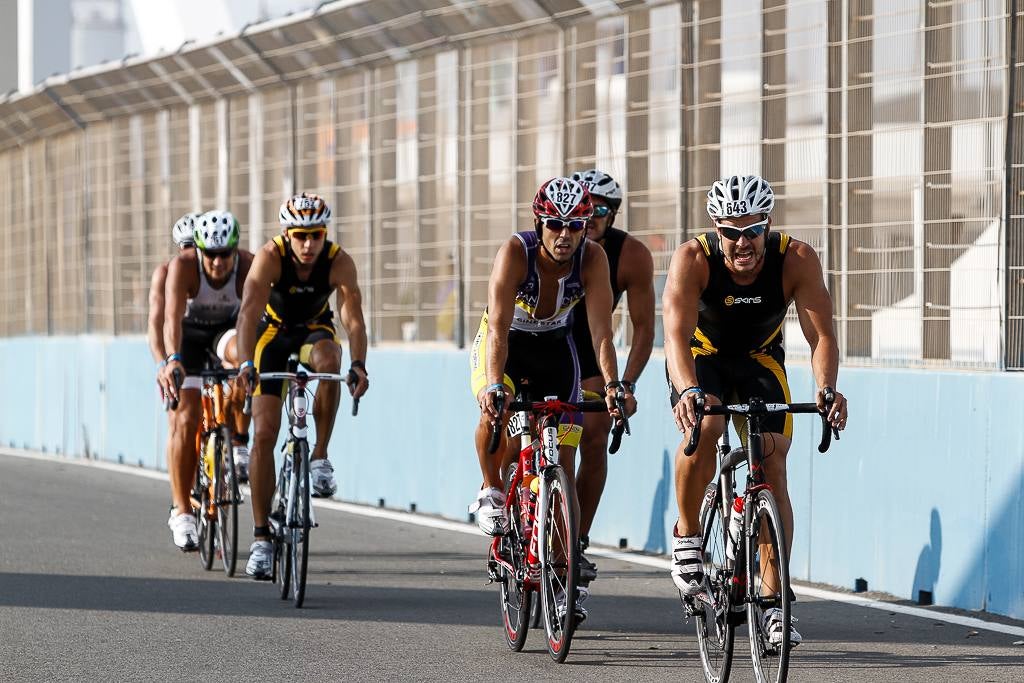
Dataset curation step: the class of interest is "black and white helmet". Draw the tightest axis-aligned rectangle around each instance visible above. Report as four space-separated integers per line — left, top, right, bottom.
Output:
570 168 623 211
706 175 774 219
172 212 200 248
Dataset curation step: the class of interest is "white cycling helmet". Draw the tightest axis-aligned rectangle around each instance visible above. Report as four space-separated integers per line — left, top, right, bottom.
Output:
280 192 331 228
570 169 623 211
194 210 240 251
706 175 775 219
172 212 200 248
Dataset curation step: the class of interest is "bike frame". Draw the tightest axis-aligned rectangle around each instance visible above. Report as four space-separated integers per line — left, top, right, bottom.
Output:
193 367 238 516
488 398 564 586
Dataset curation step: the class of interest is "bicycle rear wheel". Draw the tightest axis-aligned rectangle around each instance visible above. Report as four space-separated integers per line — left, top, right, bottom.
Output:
216 426 239 576
196 435 217 570
538 465 579 663
691 482 736 683
290 441 311 608
747 488 791 683
497 463 531 651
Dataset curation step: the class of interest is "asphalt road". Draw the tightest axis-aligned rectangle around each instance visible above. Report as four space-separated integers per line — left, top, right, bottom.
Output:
2 452 1022 682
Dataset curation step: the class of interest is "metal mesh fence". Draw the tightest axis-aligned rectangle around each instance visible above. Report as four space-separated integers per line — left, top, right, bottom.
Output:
0 0 1015 368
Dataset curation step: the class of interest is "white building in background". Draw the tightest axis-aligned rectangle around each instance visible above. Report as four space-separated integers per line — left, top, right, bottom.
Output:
3 0 318 94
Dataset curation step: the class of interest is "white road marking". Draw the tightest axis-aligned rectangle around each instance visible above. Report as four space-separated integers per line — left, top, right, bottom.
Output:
5 447 1023 638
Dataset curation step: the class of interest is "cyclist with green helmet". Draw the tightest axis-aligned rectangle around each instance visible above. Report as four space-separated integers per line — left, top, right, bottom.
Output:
160 210 255 551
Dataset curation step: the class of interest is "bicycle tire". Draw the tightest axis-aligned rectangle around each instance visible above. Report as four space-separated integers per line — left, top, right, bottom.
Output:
197 433 217 571
692 482 736 683
747 488 791 683
290 440 311 608
498 463 532 651
538 465 579 663
217 426 239 576
276 455 292 600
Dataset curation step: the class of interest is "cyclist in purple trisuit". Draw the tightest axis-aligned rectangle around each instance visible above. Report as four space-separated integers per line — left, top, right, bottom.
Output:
158 211 255 551
568 169 655 588
662 174 849 646
469 176 636 620
234 192 369 580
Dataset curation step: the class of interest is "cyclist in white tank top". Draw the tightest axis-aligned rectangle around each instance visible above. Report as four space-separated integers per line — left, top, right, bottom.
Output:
183 255 241 328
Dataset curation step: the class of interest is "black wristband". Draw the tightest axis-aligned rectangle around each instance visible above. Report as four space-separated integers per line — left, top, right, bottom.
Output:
350 360 367 375
604 380 623 392
622 380 636 394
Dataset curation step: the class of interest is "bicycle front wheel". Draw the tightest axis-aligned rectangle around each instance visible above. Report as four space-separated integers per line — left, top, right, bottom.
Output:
216 426 239 576
275 457 292 600
692 482 736 683
747 488 791 683
196 436 217 571
538 465 579 663
498 463 531 651
290 441 311 608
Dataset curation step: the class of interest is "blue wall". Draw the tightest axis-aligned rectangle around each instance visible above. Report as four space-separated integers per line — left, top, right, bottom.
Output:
1 336 1021 619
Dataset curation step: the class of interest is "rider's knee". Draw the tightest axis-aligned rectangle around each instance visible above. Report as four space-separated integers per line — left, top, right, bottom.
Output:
252 421 279 449
170 400 200 435
311 341 342 373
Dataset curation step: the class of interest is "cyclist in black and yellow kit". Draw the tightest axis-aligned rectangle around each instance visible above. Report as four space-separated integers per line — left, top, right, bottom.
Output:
663 174 848 646
235 192 369 579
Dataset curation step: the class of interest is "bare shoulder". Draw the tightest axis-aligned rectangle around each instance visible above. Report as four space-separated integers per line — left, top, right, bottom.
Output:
259 239 283 259
673 237 709 268
497 234 528 268
150 260 169 284
620 234 654 270
782 236 824 276
583 238 610 266
167 248 197 276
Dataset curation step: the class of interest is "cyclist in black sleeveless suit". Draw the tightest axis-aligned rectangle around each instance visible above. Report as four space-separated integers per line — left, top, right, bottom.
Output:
235 192 369 579
663 174 848 646
569 169 655 585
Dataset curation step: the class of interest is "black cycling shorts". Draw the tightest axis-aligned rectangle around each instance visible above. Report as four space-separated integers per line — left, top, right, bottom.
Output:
254 311 339 398
667 344 793 438
180 322 234 375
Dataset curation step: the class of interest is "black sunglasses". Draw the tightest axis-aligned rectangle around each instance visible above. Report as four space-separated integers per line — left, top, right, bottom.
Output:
593 205 612 218
540 216 588 232
203 249 235 259
716 219 768 241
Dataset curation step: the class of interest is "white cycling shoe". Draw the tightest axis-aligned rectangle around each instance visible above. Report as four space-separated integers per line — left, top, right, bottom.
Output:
245 540 273 579
671 534 706 597
309 458 337 498
468 487 507 536
763 607 802 647
167 511 198 552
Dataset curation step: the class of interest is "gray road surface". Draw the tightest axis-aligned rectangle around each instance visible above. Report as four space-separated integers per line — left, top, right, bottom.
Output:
1 452 1022 682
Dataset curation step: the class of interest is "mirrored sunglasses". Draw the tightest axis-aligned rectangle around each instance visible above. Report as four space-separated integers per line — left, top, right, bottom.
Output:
716 219 768 241
592 205 611 218
289 228 327 241
540 216 588 232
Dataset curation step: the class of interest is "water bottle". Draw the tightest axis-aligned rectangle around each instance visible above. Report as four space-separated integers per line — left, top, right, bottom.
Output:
726 496 744 561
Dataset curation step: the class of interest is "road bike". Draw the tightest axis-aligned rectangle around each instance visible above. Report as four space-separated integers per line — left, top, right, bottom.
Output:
258 354 358 608
681 390 838 683
165 362 244 574
486 384 626 662
191 364 244 576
